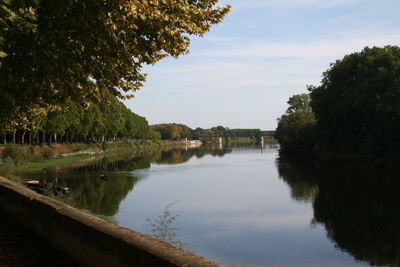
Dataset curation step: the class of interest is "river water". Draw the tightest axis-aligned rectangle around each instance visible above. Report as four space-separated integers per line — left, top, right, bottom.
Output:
18 144 400 267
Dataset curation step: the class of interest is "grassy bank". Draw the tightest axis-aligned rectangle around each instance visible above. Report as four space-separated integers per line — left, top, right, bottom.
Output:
0 140 188 174
15 154 94 172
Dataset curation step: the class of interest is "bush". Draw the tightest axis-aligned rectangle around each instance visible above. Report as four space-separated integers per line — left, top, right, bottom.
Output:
28 146 35 155
42 148 55 159
101 142 108 151
2 145 24 163
31 151 44 162
0 157 15 176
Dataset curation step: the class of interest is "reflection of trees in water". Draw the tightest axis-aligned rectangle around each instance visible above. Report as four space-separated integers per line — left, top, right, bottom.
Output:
35 146 234 217
277 156 400 267
62 173 138 216
276 157 319 203
39 153 163 216
155 145 233 164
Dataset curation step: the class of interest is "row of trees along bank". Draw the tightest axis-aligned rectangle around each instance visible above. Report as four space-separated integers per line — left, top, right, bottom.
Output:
275 46 400 162
152 124 274 141
0 95 161 145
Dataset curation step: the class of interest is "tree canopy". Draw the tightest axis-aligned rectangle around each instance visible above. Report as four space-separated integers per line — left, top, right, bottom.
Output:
310 46 400 158
0 0 230 117
0 95 158 144
276 46 400 161
274 93 316 154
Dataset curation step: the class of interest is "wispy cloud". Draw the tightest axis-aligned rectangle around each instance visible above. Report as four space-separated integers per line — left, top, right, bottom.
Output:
133 32 400 128
199 34 400 60
127 0 400 129
220 0 361 11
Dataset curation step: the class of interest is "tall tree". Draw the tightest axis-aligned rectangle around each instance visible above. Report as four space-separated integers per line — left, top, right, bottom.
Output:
0 0 230 119
310 46 400 157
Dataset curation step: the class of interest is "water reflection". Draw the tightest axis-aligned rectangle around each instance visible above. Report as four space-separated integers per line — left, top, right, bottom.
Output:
18 145 234 217
277 156 400 267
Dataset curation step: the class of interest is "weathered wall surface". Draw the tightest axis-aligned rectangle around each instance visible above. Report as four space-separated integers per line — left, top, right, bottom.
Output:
0 176 224 267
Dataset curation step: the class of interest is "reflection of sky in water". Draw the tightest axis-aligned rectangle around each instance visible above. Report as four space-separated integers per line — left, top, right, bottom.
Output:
115 149 369 267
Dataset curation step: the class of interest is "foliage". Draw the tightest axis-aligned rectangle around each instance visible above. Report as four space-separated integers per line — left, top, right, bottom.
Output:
310 46 400 159
286 93 312 114
42 148 55 160
0 94 156 144
152 123 268 141
31 151 44 162
145 202 184 248
0 156 15 176
276 46 400 161
0 0 230 119
152 123 191 140
275 94 316 154
2 144 24 163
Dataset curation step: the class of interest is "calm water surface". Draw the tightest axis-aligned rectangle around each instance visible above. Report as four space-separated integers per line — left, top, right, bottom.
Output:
18 145 400 267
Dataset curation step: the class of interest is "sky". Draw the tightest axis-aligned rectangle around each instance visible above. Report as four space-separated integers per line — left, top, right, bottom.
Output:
124 0 400 130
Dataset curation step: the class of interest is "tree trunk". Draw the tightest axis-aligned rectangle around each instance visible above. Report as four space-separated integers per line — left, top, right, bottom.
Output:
21 130 26 144
42 131 46 144
12 131 16 144
29 132 32 145
3 134 6 145
54 134 57 143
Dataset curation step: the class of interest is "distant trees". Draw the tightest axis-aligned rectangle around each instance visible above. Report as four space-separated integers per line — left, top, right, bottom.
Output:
152 124 192 140
152 124 269 141
276 46 400 161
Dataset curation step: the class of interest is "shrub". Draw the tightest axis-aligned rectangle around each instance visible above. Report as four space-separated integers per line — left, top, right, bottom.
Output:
101 142 108 151
0 157 15 176
42 148 55 159
2 145 24 163
28 146 35 155
31 151 44 162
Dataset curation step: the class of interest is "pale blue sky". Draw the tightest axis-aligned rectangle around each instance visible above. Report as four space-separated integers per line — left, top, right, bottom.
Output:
124 0 400 130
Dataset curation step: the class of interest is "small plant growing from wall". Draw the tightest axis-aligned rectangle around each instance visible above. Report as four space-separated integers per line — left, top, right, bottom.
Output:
145 202 184 249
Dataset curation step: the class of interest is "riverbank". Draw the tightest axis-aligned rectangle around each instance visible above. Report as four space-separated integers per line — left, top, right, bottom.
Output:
0 140 203 174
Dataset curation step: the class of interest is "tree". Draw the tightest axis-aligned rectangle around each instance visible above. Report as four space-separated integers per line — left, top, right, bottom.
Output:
310 46 400 158
275 93 316 154
286 93 312 114
152 123 182 140
0 0 230 119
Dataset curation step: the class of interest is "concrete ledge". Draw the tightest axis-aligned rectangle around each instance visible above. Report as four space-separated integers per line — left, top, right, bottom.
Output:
0 176 224 267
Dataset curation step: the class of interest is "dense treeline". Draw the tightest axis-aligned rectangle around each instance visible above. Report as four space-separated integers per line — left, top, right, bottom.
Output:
0 96 160 145
275 46 400 162
152 124 273 141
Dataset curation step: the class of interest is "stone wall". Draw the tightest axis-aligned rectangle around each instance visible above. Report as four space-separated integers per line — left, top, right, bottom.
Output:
0 176 224 267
